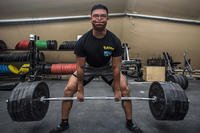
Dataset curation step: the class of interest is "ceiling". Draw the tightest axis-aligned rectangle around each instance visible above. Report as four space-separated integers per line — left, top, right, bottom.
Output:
0 0 126 19
0 0 199 20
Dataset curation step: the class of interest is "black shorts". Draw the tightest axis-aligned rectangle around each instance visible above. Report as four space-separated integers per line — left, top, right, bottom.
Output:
73 65 113 86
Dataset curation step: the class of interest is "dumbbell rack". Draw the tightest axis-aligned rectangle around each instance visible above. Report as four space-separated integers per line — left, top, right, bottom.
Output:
0 34 42 90
21 34 45 81
121 43 143 81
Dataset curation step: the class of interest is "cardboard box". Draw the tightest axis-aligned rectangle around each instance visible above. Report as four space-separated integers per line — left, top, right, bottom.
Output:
143 66 166 81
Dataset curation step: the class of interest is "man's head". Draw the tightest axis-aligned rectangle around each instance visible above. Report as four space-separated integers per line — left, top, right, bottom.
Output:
91 4 108 15
90 4 109 32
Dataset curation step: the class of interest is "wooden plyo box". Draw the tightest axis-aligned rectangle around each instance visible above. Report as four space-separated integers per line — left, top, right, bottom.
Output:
143 66 166 81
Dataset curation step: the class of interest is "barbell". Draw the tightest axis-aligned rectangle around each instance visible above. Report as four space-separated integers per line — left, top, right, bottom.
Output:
39 96 157 101
6 81 189 122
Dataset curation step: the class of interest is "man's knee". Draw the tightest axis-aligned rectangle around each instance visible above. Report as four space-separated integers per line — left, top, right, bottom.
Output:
64 84 77 96
121 86 130 96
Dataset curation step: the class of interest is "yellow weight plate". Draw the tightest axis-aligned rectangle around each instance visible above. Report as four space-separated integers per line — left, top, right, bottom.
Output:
19 64 30 74
8 64 19 74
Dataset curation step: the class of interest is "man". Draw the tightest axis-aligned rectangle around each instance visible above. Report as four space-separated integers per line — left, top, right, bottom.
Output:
50 4 142 133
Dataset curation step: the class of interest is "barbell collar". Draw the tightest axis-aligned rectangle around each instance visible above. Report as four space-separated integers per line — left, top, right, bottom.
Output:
40 96 157 102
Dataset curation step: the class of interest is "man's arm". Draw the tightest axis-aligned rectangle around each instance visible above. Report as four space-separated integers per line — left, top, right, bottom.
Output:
76 56 86 102
112 56 122 100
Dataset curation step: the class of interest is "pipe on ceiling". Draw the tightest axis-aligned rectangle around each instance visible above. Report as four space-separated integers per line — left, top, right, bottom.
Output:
0 13 199 25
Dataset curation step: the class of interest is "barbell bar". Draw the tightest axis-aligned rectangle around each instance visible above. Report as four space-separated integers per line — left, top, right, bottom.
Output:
7 81 189 122
39 96 157 102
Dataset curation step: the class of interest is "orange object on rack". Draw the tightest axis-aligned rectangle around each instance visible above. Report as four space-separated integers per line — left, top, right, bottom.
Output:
51 64 76 75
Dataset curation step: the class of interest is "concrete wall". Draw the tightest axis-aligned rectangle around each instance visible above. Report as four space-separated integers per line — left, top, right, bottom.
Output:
125 0 200 20
0 18 123 63
1 17 199 69
122 17 200 69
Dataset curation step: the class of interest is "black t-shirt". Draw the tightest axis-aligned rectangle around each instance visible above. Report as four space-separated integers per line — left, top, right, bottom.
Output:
74 30 122 67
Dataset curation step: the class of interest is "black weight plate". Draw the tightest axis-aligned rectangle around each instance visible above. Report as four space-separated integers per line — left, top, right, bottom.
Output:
8 82 28 121
43 64 51 74
7 81 49 122
183 76 189 90
18 83 30 121
24 84 36 121
170 83 182 120
167 74 184 89
167 74 176 82
176 75 184 89
170 82 188 120
161 83 174 120
47 40 57 50
180 75 189 90
25 81 49 121
148 81 187 120
0 40 7 50
178 75 185 89
37 52 45 62
34 82 49 120
59 41 76 50
172 83 189 120
178 89 185 120
15 84 27 121
173 75 180 84
180 87 189 118
9 83 22 121
149 82 168 120
7 84 19 121
181 75 187 90
12 84 22 121
167 83 176 120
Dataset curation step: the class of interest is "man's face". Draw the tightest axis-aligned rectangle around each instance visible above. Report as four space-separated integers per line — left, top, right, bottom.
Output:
91 9 108 32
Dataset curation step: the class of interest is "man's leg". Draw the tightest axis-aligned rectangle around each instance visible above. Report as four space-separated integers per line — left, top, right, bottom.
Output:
50 72 78 133
61 74 78 120
119 74 132 120
111 73 142 133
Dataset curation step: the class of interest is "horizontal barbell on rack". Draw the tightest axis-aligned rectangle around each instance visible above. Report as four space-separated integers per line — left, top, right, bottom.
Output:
6 81 189 122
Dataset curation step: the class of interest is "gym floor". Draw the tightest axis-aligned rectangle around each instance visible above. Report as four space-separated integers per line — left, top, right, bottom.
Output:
0 77 200 133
